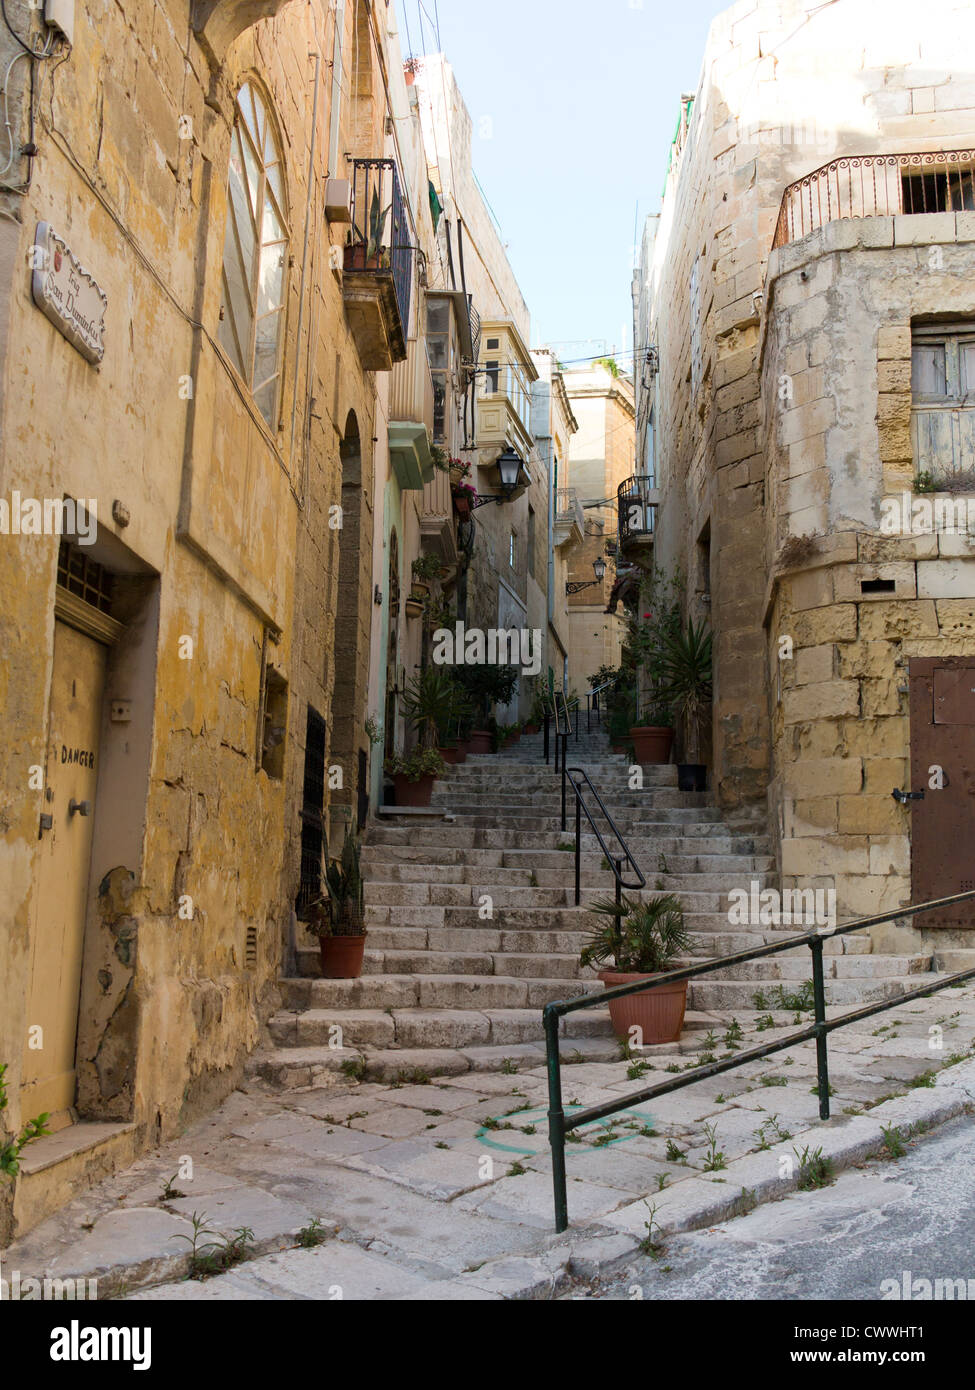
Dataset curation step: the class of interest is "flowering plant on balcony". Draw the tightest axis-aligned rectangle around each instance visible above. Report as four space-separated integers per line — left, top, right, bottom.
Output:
451 479 479 515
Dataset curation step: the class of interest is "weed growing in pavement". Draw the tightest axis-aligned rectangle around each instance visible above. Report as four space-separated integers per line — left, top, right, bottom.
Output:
794 1145 834 1190
702 1122 727 1172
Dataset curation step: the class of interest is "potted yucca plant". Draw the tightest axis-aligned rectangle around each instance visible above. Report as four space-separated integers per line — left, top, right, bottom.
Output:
657 616 713 791
306 834 367 979
580 893 690 1043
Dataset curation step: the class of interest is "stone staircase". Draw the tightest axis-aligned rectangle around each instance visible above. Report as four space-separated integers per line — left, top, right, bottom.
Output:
250 726 942 1089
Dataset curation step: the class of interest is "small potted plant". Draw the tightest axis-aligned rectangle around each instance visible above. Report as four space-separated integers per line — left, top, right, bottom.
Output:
657 616 712 791
306 835 367 980
454 664 519 754
404 55 421 86
580 893 690 1043
629 700 675 765
448 456 471 485
385 747 446 806
345 186 391 271
452 479 478 518
411 553 443 601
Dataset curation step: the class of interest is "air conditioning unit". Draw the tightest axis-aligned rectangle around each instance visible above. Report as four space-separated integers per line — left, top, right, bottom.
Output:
45 0 74 43
324 178 352 225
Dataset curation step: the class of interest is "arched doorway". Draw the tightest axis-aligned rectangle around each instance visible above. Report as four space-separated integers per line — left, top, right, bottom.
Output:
384 529 401 767
330 411 370 833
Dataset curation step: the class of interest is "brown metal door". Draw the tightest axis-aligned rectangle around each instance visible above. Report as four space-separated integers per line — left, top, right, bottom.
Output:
21 621 106 1129
910 657 975 928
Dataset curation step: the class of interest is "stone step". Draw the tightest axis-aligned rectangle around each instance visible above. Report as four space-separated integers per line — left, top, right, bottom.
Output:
267 1003 615 1050
278 972 606 1012
688 974 934 1011
359 854 774 886
705 953 933 983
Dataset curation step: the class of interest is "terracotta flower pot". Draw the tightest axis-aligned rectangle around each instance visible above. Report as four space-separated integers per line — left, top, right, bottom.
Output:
453 493 472 518
344 243 381 272
630 725 674 764
523 723 539 735
455 740 469 763
393 772 435 806
320 934 367 980
468 729 492 755
404 598 424 620
597 971 687 1044
439 745 462 765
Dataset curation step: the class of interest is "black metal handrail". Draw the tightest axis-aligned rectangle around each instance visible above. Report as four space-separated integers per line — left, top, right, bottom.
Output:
562 766 646 910
543 887 975 1232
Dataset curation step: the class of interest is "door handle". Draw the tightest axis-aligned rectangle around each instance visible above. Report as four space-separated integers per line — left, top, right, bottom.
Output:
68 799 91 817
892 788 925 804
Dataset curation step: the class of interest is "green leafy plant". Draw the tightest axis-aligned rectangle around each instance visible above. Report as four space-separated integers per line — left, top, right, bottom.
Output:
580 893 689 975
794 1145 834 1190
399 667 460 749
452 663 519 725
306 832 365 940
0 1063 50 1178
385 747 447 782
296 1217 329 1248
701 1121 727 1171
655 615 713 763
881 1124 907 1159
637 1200 665 1257
411 554 444 583
665 1139 687 1163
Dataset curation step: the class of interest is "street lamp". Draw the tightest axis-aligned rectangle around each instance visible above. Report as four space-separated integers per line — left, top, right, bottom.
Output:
470 445 527 508
567 557 608 595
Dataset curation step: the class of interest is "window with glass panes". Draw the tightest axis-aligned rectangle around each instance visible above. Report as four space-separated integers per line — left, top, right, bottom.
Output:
219 83 289 428
911 322 975 476
427 298 450 442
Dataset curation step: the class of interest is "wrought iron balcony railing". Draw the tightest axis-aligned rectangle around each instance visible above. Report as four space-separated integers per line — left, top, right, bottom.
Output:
773 148 975 248
617 474 658 546
345 157 414 337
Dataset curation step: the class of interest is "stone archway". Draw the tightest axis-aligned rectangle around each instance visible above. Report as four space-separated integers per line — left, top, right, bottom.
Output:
330 411 371 831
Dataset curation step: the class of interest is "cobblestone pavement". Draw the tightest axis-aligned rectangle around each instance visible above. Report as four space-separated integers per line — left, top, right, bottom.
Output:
5 985 975 1301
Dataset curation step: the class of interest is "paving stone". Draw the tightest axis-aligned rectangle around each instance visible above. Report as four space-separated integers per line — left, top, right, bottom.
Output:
267 1124 393 1159
163 1187 313 1241
454 1171 624 1228
347 1106 441 1139
212 1242 434 1300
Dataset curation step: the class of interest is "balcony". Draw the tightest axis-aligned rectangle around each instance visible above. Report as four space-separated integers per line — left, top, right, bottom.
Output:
618 475 658 554
389 338 435 491
418 464 457 563
773 149 975 248
342 159 414 371
553 487 584 549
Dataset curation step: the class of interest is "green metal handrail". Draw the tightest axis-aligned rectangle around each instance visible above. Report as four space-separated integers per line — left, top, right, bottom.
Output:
543 888 975 1232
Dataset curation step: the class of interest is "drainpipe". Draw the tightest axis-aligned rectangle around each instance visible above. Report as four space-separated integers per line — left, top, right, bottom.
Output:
289 45 322 477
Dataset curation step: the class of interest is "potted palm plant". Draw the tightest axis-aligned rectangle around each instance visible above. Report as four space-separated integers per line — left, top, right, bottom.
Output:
306 834 367 979
657 616 713 792
580 893 690 1044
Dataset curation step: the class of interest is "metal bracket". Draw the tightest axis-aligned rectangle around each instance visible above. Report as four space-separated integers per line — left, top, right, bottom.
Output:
892 787 925 804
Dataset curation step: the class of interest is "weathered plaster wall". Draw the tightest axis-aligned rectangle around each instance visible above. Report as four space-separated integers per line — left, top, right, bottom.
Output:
763 218 975 945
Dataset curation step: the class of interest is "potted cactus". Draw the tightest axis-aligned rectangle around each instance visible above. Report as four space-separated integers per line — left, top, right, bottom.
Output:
580 893 690 1044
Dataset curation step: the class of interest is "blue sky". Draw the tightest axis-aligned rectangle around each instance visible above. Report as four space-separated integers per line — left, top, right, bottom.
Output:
405 0 729 364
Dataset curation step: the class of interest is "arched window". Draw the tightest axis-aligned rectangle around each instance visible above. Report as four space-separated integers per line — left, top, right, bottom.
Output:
219 82 289 427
